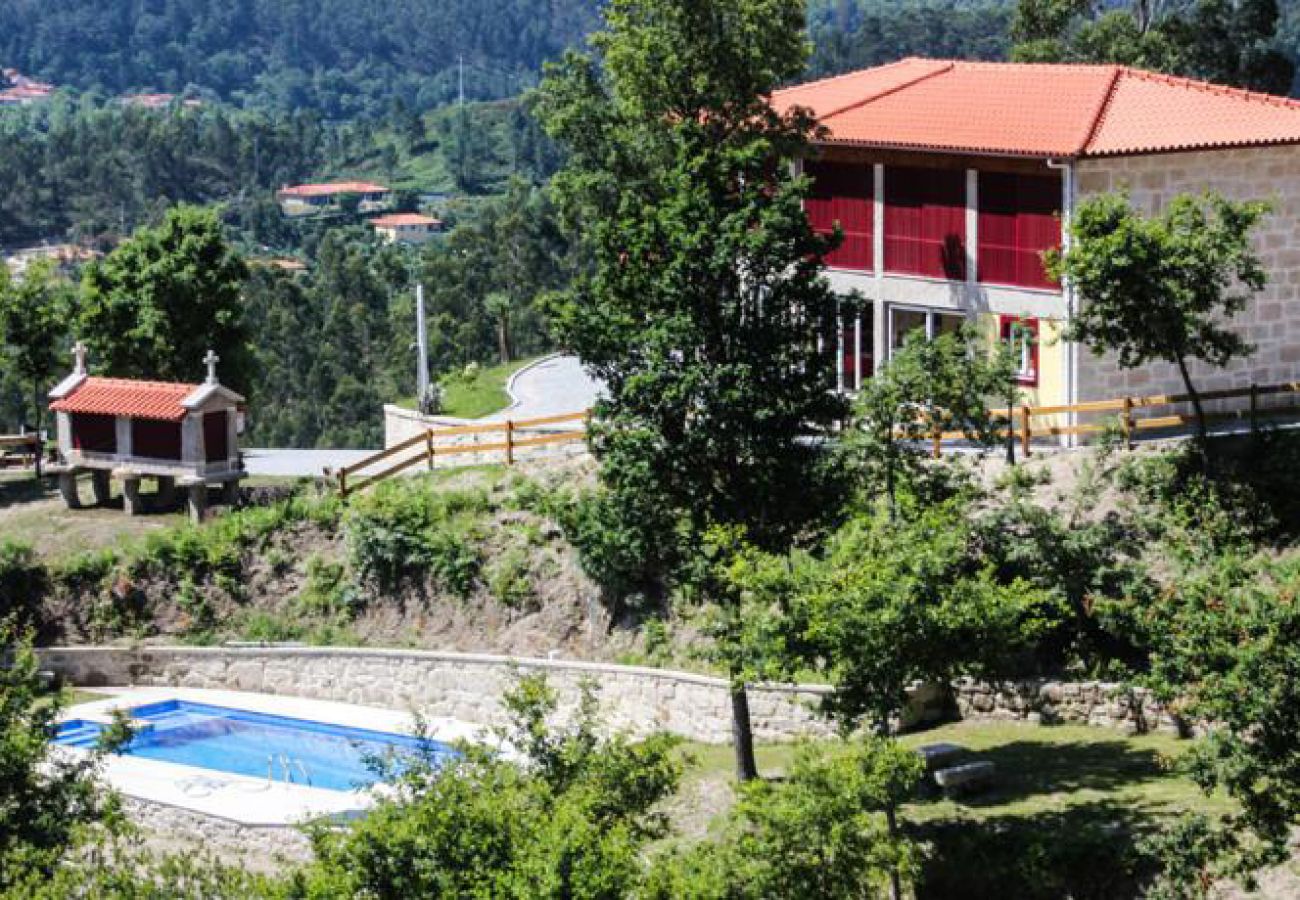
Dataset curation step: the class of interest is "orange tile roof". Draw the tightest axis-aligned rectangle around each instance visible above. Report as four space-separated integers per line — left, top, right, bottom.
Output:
773 58 1300 158
278 181 390 198
50 377 198 422
368 213 442 227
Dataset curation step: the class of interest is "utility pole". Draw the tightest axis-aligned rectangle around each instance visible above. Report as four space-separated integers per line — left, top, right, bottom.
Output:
415 283 431 412
458 55 465 107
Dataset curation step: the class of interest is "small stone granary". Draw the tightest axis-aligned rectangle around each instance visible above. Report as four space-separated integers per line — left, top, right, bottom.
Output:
48 344 245 521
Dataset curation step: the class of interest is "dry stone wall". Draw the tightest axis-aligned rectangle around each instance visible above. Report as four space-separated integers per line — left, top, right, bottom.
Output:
40 646 1185 740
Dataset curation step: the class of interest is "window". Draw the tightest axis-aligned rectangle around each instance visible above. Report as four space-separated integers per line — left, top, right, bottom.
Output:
884 166 966 280
888 307 966 354
1000 316 1039 386
978 173 1061 290
805 161 873 271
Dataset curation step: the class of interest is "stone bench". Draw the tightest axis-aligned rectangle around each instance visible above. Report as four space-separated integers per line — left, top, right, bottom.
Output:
916 742 966 770
934 760 996 796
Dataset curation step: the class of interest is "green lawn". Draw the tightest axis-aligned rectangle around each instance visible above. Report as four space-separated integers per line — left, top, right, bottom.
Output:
400 355 544 419
678 720 1229 828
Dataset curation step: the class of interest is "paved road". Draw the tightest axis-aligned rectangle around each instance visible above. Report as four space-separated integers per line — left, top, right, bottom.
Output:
243 356 602 478
241 448 374 479
483 354 604 424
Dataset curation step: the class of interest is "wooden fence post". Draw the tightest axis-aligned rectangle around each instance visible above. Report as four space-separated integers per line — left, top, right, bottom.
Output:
1250 383 1259 437
1020 405 1032 458
426 431 435 471
338 469 348 498
1122 396 1134 451
931 418 942 459
505 420 515 466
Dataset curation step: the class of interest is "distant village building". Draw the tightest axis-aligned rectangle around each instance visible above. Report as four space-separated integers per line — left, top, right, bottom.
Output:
772 58 1300 420
368 212 444 245
250 257 309 275
48 345 245 522
119 93 202 110
4 244 101 278
276 181 392 217
0 69 54 106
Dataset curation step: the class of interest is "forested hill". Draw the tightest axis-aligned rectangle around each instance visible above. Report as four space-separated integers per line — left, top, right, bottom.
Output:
0 0 1019 117
0 0 601 117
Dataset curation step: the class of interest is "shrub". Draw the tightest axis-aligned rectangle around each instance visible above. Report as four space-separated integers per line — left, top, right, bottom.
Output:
0 540 46 627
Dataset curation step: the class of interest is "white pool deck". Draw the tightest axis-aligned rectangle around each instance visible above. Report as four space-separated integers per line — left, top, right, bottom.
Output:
60 687 489 827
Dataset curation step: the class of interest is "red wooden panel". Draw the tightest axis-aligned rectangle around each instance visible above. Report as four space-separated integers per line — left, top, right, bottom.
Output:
71 413 117 454
805 161 873 271
132 418 182 460
884 166 966 280
978 172 1061 290
204 411 229 463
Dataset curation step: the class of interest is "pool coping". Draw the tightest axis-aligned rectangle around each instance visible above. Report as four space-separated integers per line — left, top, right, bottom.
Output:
59 687 490 827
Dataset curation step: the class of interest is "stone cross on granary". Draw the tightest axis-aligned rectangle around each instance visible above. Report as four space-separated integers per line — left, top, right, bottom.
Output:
73 341 87 376
204 349 220 386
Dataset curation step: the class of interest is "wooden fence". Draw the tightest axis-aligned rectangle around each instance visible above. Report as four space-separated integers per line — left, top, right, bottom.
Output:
931 380 1300 458
336 410 591 496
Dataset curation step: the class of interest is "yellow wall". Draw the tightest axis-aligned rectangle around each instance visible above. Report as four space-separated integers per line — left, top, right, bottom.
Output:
977 314 1068 418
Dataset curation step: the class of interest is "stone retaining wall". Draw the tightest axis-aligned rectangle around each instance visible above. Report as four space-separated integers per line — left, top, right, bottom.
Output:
123 797 314 865
40 646 1185 741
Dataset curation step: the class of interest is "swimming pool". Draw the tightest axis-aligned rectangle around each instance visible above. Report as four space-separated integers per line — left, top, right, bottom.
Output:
55 699 454 792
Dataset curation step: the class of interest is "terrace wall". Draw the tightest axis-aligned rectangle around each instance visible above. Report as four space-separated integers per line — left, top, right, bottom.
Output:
39 646 1184 741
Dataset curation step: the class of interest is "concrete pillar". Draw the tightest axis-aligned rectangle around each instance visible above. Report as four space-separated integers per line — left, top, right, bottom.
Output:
55 411 72 460
156 476 176 509
90 470 111 506
187 483 208 523
114 417 132 460
58 472 82 509
181 415 201 466
122 477 144 516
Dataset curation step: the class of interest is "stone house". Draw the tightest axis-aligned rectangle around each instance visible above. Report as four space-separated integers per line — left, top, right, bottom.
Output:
772 58 1300 427
368 212 444 245
276 181 392 217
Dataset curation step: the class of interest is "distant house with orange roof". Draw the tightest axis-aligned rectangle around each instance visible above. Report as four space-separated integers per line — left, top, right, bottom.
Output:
773 58 1300 424
368 212 444 245
276 181 392 217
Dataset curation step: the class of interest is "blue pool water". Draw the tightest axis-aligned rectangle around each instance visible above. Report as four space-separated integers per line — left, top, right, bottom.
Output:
55 700 453 792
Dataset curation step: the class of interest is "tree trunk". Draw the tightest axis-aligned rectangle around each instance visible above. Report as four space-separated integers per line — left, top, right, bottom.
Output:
497 315 512 365
31 381 42 481
729 673 758 782
1175 355 1210 458
885 803 904 900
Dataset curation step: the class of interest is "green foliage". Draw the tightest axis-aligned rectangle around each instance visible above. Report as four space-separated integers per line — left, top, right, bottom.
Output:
741 501 1063 733
1052 191 1270 446
807 0 1009 77
0 540 47 629
79 205 250 386
283 673 681 899
0 626 123 890
645 737 924 899
841 326 1010 517
0 262 74 448
0 0 599 117
1010 0 1294 94
343 481 487 597
486 546 535 608
1142 554 1300 887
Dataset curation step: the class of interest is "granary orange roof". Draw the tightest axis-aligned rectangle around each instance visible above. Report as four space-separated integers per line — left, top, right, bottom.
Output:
772 58 1300 158
49 377 198 422
368 213 442 227
278 181 390 198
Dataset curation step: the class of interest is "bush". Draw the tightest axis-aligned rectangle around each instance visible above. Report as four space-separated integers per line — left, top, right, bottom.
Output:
0 540 46 627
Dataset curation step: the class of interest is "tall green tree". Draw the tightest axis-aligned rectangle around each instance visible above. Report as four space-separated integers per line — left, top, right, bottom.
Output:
1050 191 1269 451
1011 0 1295 94
78 205 250 386
0 262 73 477
535 0 846 781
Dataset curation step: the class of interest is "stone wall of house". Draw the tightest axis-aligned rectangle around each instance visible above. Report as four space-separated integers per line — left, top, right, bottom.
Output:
1076 146 1300 410
39 646 1184 740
